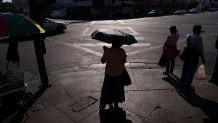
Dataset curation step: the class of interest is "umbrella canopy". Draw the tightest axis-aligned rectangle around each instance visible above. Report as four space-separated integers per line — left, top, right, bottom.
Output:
91 29 137 45
0 14 45 37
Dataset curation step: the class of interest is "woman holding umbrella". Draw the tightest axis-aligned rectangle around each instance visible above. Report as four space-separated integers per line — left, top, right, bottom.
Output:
100 41 127 111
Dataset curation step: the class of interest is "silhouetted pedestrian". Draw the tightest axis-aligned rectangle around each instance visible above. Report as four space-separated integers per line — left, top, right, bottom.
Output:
180 25 205 91
163 26 180 74
100 42 126 111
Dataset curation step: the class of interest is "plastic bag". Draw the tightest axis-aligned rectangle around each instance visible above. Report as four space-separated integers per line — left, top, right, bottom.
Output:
196 64 206 80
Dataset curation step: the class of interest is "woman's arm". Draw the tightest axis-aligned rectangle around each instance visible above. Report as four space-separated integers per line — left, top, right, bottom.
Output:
163 36 169 51
101 57 106 64
123 50 127 63
101 46 108 64
163 41 167 51
123 57 126 63
199 37 205 64
201 55 205 64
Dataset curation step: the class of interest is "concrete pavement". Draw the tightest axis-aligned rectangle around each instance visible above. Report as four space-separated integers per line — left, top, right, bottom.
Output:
17 63 218 123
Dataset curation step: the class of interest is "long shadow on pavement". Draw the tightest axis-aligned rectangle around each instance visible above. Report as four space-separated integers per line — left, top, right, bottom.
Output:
162 74 218 123
99 108 132 123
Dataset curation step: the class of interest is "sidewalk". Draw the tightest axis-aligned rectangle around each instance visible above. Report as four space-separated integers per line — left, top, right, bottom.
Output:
21 63 218 123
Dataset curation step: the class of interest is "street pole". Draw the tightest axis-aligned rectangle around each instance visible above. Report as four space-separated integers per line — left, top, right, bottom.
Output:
28 0 50 88
33 35 49 87
210 36 218 85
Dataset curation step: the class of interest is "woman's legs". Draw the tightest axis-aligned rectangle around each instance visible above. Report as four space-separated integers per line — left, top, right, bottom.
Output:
165 59 175 74
109 104 113 109
114 102 119 108
170 59 175 74
164 59 170 74
100 104 106 111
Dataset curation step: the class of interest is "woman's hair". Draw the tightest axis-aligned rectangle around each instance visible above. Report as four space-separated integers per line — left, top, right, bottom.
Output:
112 37 123 48
170 26 177 34
193 25 202 34
112 41 122 48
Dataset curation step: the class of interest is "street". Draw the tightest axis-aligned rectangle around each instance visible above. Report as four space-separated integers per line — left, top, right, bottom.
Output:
1 11 218 123
1 12 218 75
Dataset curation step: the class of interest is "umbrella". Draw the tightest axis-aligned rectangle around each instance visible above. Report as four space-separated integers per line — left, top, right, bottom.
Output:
0 14 45 37
91 29 137 45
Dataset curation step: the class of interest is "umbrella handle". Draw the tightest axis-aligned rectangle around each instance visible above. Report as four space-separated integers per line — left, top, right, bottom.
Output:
103 46 108 52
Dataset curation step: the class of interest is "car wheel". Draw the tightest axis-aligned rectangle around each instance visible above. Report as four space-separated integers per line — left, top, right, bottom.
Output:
57 25 64 33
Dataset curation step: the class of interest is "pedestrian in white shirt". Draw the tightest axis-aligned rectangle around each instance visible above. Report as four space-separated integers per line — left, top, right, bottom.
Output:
180 25 205 91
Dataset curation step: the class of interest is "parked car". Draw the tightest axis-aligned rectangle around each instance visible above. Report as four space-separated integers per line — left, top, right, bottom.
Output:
189 8 200 13
43 18 67 33
174 10 189 15
0 12 14 16
147 10 164 17
208 8 218 12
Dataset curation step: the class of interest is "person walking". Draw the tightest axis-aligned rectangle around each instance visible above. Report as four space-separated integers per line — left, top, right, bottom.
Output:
100 42 127 111
163 26 180 74
180 25 205 91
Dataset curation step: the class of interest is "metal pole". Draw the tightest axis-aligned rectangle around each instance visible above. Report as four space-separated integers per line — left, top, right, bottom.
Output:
210 36 218 85
33 37 49 87
28 0 50 88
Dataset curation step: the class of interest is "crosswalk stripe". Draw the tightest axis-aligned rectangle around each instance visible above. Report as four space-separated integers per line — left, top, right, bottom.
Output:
127 27 139 35
81 28 89 36
74 43 151 47
90 21 95 25
83 36 144 41
135 37 144 40
118 20 125 24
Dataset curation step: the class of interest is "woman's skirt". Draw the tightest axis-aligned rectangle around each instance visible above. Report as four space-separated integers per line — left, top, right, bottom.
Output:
164 45 178 59
100 74 125 105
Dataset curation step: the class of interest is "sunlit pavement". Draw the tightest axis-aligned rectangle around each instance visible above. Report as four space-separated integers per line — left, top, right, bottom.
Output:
24 64 218 123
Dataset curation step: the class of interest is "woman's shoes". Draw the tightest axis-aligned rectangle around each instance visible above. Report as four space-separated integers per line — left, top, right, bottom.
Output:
100 103 121 112
163 71 169 75
99 104 113 112
163 70 173 75
108 104 113 110
170 70 173 74
114 103 118 109
99 104 106 112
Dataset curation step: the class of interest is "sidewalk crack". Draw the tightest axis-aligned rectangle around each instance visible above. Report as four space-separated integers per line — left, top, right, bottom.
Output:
130 66 139 90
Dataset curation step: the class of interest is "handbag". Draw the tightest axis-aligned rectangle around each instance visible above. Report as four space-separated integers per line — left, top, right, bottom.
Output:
196 64 206 80
180 35 200 63
122 69 131 86
158 52 166 67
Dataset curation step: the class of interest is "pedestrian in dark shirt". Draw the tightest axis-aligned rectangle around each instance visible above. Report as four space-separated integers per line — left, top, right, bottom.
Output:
163 26 180 74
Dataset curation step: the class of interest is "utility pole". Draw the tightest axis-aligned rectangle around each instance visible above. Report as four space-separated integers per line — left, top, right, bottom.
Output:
210 36 218 85
28 0 55 88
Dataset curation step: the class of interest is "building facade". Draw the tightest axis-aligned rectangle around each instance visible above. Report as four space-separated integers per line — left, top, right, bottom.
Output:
52 0 124 19
11 0 218 19
12 0 29 13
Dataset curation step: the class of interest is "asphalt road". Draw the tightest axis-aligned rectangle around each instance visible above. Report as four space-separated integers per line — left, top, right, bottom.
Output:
0 12 218 76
